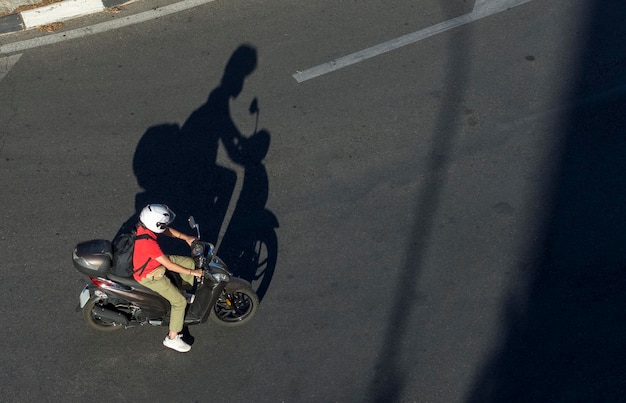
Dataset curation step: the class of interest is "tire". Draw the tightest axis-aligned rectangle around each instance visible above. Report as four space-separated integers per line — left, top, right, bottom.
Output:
82 298 125 332
210 286 259 327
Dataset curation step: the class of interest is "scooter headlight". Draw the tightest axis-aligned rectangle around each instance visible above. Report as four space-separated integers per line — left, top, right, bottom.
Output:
211 273 228 283
191 242 204 257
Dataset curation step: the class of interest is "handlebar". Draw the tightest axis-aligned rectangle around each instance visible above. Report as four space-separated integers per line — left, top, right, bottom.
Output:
189 240 227 288
186 218 230 290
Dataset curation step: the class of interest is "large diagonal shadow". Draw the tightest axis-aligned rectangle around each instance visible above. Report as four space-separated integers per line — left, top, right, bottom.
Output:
468 1 626 401
366 3 473 401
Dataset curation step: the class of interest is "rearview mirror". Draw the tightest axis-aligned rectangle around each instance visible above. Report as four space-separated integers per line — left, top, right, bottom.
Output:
188 216 200 239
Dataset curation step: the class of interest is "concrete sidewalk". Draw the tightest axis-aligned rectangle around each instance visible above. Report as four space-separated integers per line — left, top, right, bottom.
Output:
0 0 41 17
0 0 129 34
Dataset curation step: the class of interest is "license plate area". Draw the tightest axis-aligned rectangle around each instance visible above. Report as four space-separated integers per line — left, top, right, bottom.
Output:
79 286 90 308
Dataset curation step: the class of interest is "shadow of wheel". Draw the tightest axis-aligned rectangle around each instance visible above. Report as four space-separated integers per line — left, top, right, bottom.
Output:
248 229 277 301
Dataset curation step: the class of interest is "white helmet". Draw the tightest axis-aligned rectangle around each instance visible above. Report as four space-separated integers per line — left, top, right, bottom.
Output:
139 204 176 233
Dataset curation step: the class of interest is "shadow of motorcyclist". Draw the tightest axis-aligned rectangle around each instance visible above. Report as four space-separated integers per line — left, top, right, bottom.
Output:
218 125 279 301
116 45 260 255
172 45 260 248
115 123 181 238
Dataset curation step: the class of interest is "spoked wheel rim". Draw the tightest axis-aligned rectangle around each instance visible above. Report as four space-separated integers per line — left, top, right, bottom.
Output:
213 291 254 323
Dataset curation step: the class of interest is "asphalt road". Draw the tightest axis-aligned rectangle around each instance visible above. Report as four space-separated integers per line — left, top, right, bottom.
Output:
1 0 625 401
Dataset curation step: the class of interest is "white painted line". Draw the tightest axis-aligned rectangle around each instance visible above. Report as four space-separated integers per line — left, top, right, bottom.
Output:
0 0 216 55
473 0 532 16
293 13 474 83
21 0 105 29
293 0 534 83
0 53 22 82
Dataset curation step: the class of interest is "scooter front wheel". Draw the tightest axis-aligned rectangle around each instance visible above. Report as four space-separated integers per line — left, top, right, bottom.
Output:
210 286 259 327
82 297 125 332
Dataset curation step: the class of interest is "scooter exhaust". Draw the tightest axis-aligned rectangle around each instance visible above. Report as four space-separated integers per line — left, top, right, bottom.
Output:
92 306 130 326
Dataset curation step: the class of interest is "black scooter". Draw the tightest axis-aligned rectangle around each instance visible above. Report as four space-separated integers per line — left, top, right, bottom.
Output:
74 217 259 331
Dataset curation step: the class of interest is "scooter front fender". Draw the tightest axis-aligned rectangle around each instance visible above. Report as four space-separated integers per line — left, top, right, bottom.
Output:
224 277 253 293
187 281 228 324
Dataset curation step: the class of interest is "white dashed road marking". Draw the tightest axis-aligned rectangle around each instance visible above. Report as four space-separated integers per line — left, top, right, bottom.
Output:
292 0 535 83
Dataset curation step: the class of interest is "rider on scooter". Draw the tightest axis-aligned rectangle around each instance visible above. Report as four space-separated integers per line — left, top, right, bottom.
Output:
134 204 202 352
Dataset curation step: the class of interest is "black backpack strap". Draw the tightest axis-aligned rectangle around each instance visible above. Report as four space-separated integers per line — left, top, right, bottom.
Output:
133 233 156 276
133 257 152 276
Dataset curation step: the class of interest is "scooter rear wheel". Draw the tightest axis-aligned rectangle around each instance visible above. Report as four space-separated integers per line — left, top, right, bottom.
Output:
210 286 259 327
83 298 125 332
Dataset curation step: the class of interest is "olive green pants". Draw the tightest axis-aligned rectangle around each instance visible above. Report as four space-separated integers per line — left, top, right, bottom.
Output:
139 255 195 333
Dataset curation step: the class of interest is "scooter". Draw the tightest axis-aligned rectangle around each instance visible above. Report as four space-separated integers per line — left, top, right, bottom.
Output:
73 217 259 331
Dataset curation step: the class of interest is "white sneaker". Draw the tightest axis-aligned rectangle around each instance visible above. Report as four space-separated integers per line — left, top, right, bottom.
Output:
163 334 191 353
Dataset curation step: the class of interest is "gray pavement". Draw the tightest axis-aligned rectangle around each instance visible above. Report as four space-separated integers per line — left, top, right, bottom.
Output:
1 0 625 401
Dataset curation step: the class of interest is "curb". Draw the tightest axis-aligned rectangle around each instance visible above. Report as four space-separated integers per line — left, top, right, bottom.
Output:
0 0 127 35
